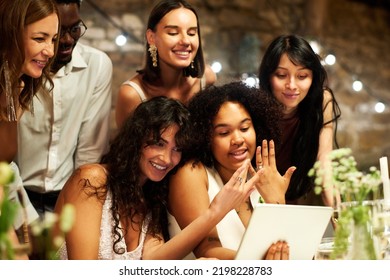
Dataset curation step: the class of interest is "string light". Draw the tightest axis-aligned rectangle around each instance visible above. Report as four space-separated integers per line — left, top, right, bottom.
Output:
375 101 385 113
115 34 127 46
211 61 222 73
315 40 387 113
352 80 363 92
324 54 336 65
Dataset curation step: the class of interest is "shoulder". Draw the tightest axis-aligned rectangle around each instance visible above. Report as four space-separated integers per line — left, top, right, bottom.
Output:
204 65 217 86
170 161 207 185
322 89 334 113
62 164 107 197
116 76 144 125
323 89 333 103
76 43 112 66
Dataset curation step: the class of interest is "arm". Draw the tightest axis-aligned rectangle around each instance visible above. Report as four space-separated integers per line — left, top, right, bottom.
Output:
54 164 106 259
74 54 113 168
144 160 256 260
115 78 143 129
0 105 23 162
0 121 17 162
318 90 339 207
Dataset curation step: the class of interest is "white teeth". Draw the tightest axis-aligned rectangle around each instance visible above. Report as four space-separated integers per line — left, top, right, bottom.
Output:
35 61 46 66
175 51 189 55
232 151 245 156
151 162 167 170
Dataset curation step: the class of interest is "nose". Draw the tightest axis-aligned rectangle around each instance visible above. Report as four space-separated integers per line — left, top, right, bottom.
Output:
286 77 297 90
231 131 244 146
42 44 55 58
159 149 173 165
60 31 75 44
179 33 190 45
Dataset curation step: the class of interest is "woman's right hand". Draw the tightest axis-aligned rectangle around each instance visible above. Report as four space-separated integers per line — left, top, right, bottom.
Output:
209 159 257 216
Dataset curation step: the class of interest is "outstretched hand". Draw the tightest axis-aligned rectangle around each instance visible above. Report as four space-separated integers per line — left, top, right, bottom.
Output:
248 140 296 204
209 159 256 217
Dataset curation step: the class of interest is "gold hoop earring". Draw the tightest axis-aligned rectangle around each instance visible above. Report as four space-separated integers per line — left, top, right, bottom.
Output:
148 44 158 67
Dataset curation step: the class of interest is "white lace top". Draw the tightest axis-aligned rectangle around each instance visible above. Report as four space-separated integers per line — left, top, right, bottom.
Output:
58 192 151 260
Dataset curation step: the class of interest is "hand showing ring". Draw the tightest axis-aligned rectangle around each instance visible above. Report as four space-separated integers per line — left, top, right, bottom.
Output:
237 177 243 184
257 161 263 171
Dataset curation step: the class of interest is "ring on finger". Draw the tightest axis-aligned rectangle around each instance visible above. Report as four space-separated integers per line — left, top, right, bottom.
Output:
237 176 243 184
256 164 263 171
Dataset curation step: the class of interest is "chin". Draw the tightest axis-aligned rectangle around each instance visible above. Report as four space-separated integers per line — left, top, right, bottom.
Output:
27 70 43 79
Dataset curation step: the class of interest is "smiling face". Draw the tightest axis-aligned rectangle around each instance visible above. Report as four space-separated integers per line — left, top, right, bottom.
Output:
52 3 81 72
21 13 58 78
270 53 313 116
211 102 256 183
147 7 199 70
139 124 182 184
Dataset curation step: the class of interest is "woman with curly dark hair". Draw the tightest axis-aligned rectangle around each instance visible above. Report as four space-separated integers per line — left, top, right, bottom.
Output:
168 82 295 259
55 96 258 260
258 34 341 206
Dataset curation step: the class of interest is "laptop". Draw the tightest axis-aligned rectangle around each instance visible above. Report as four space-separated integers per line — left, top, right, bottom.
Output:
235 203 333 260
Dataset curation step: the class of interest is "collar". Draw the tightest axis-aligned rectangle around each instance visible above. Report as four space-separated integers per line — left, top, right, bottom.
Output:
54 43 88 78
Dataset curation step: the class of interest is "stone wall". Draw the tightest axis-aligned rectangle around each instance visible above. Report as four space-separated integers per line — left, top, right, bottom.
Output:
78 0 390 170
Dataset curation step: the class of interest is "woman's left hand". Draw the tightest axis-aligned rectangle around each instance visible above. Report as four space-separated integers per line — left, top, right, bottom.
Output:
264 241 289 260
248 140 296 204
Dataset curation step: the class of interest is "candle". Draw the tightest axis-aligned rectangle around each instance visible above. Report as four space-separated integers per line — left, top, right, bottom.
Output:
379 156 390 202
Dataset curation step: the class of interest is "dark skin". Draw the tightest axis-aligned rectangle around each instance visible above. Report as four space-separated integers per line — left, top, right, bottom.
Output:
51 3 81 73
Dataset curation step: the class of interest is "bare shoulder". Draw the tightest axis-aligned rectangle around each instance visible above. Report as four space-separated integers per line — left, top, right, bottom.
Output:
116 75 143 127
169 161 208 191
173 160 207 178
61 164 107 200
204 65 217 86
323 89 334 103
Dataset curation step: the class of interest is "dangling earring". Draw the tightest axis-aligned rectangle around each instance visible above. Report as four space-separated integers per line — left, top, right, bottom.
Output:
4 60 17 121
29 78 34 116
148 44 158 67
190 60 194 69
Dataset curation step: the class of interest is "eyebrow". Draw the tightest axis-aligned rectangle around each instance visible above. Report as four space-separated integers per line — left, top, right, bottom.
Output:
213 118 252 129
62 20 82 28
31 31 51 37
276 66 309 71
163 25 198 30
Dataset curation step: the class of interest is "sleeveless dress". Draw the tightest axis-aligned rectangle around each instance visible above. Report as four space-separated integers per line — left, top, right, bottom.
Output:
57 191 151 260
167 166 260 259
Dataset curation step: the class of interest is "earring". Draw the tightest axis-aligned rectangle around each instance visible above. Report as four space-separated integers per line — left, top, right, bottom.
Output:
4 60 17 121
190 60 194 69
148 44 158 67
29 79 34 116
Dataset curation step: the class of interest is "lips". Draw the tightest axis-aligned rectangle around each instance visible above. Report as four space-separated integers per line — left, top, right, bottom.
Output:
58 48 73 56
283 92 299 99
173 50 191 59
229 149 249 161
151 161 168 171
33 60 47 68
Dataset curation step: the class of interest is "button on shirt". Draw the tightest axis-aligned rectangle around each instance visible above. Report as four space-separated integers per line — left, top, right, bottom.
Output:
16 43 113 193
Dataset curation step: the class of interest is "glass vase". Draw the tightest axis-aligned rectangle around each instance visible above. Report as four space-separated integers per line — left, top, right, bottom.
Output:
335 200 382 260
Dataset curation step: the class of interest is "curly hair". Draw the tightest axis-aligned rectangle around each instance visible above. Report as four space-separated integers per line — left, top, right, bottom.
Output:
258 34 341 200
138 0 205 83
100 96 191 254
0 0 60 120
186 81 283 168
